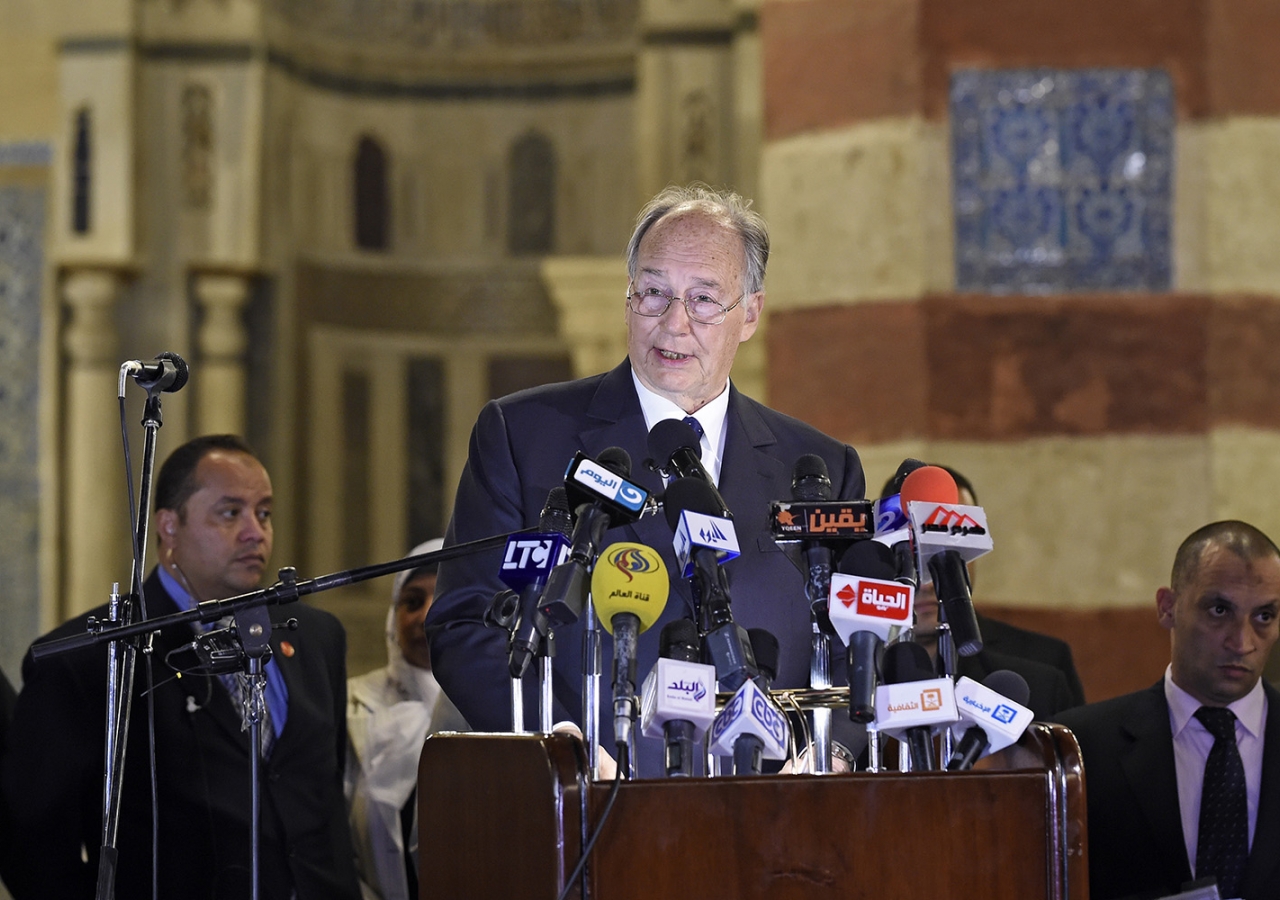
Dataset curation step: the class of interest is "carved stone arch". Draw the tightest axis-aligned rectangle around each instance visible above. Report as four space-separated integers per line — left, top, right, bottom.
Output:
354 133 390 251
72 106 91 234
507 130 556 255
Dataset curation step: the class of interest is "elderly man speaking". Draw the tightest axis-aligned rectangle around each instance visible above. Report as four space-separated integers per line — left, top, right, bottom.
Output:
426 184 865 778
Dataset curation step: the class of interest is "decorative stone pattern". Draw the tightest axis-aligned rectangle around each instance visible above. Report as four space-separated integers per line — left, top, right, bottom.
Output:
952 68 1173 293
267 0 637 49
0 180 45 675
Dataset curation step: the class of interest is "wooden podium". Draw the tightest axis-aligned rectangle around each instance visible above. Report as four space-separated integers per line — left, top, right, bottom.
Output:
418 723 1087 899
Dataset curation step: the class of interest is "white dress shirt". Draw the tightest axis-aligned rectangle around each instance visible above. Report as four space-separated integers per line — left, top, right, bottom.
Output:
631 371 730 486
1165 666 1267 874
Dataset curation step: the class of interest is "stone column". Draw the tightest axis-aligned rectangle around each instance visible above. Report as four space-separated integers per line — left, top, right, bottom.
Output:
192 269 251 436
540 256 628 378
62 266 128 618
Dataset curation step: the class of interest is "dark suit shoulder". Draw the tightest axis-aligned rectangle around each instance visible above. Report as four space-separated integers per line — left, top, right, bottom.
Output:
1053 681 1167 743
977 614 1074 662
976 612 1086 706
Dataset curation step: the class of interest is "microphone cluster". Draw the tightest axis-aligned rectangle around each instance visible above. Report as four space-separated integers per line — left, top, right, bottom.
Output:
481 432 1032 778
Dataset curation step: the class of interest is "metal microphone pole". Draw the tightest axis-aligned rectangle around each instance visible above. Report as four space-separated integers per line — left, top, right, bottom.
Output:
582 594 601 777
96 373 173 900
539 630 555 734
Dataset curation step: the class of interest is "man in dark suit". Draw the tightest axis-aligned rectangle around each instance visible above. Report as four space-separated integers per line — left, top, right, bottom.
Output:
426 185 864 777
1 435 361 900
1055 520 1280 900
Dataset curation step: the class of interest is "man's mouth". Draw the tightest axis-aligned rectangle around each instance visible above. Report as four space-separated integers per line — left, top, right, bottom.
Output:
657 349 690 361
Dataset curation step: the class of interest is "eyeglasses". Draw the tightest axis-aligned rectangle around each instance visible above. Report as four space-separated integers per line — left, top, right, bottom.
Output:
626 284 744 326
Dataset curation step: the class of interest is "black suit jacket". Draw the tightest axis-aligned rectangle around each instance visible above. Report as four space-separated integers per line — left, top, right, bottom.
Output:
954 646 1077 720
976 611 1086 708
0 571 361 900
1055 680 1280 900
427 360 865 775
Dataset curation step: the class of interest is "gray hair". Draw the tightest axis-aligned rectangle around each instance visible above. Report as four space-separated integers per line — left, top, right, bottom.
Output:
625 183 770 295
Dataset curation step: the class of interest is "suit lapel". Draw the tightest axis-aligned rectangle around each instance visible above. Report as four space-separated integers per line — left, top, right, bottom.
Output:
1240 681 1280 895
717 387 786 542
1118 683 1192 882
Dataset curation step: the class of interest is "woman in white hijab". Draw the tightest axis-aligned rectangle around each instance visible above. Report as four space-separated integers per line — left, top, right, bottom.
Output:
345 539 468 900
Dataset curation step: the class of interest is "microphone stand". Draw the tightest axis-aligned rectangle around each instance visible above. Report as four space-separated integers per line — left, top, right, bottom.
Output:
539 629 555 733
582 593 602 778
808 623 833 774
935 620 957 765
96 386 166 900
38 531 525 899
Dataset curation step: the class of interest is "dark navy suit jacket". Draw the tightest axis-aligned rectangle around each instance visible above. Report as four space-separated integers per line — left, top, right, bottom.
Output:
427 360 864 776
1055 680 1280 900
0 570 361 900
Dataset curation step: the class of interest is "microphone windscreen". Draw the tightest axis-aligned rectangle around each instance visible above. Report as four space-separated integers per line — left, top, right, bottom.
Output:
156 350 191 393
983 669 1031 707
597 446 633 478
662 476 724 531
790 453 832 501
659 618 700 663
746 628 780 684
591 542 669 634
540 486 573 537
900 465 959 507
648 418 702 464
837 539 898 580
882 640 935 684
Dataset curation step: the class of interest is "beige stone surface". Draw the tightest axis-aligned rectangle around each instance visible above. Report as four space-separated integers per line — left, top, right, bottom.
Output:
1204 116 1280 294
138 0 262 42
0 37 58 139
1209 426 1280 541
291 89 635 261
862 435 1214 610
56 50 136 261
760 116 931 308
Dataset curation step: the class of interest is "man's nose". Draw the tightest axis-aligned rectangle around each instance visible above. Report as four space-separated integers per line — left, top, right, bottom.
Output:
659 295 692 330
240 514 268 542
1226 617 1257 655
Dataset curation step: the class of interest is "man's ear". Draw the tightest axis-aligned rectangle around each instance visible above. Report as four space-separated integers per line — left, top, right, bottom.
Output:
156 509 178 546
1156 587 1177 631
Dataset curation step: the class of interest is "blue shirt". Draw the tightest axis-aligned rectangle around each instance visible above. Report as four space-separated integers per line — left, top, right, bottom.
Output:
157 565 290 736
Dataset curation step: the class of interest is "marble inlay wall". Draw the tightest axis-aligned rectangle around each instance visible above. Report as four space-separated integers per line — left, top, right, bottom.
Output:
952 68 1174 293
0 141 49 681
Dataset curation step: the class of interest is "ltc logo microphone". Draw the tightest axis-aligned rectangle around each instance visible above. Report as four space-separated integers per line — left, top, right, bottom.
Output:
499 536 571 590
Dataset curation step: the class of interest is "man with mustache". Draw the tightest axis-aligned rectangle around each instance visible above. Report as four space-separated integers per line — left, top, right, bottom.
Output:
1 435 361 900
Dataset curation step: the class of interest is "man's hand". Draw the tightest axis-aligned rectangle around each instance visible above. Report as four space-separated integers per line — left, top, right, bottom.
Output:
552 722 619 780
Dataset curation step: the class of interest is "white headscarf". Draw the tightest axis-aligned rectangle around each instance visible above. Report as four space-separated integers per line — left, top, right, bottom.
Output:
382 537 444 703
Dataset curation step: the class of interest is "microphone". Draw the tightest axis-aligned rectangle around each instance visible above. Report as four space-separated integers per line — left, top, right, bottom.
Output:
505 487 574 679
591 543 670 754
901 465 991 657
875 641 958 770
648 418 731 518
791 454 835 621
829 541 914 723
708 627 788 774
538 447 649 627
119 351 190 396
640 618 716 777
873 458 928 587
663 476 756 690
946 671 1033 771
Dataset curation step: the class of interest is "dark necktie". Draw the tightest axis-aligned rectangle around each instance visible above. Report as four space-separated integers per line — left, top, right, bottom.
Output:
1194 706 1248 897
682 416 705 442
